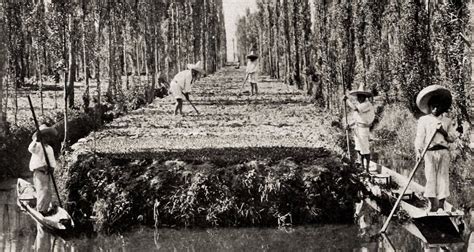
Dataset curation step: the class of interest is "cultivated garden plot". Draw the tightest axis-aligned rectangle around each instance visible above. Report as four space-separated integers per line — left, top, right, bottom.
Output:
73 67 344 153
58 67 360 233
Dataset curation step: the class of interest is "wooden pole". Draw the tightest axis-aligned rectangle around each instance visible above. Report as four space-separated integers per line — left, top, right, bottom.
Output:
27 95 63 208
183 93 200 115
341 65 351 161
380 128 439 233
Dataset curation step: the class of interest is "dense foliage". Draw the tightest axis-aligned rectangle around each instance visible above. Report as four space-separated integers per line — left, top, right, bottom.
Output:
59 148 362 233
236 0 471 124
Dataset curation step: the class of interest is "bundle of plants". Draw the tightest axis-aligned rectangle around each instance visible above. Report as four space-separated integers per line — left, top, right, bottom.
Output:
59 148 363 234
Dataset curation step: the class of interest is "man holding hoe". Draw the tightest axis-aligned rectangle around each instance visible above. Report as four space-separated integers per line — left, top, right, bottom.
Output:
242 50 259 96
169 61 204 116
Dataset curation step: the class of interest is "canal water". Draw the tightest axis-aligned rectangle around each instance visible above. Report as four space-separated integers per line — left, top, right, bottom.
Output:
1 178 471 251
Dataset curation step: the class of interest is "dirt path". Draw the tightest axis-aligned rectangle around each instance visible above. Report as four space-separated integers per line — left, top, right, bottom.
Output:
75 67 344 154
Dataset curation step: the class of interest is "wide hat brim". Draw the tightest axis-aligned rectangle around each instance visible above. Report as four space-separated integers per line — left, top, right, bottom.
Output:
247 54 258 60
187 64 205 74
416 85 452 114
349 90 372 97
33 126 58 139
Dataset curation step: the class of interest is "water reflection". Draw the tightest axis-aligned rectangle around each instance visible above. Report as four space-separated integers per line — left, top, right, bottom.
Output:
2 177 472 251
354 197 470 251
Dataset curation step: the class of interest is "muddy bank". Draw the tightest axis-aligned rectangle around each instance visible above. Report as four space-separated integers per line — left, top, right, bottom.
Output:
57 146 361 233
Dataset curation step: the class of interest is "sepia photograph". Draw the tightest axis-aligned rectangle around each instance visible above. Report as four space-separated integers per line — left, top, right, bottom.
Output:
0 0 473 251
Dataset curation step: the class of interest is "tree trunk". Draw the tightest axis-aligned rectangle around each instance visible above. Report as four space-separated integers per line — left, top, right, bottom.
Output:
96 16 102 105
67 15 76 108
82 0 90 111
123 27 129 90
176 4 181 72
292 1 301 89
36 51 44 115
136 39 140 87
0 43 5 136
107 24 115 99
283 0 292 86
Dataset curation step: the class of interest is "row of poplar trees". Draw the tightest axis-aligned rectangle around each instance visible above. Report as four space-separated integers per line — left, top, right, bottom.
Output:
237 0 471 125
0 0 227 135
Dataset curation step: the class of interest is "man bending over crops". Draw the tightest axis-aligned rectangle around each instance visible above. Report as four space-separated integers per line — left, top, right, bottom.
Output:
169 61 204 116
415 85 456 213
28 124 58 216
343 84 375 173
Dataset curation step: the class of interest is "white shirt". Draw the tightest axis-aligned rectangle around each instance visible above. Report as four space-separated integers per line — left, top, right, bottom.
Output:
414 114 456 152
353 101 375 126
28 141 57 171
246 60 259 83
172 70 193 93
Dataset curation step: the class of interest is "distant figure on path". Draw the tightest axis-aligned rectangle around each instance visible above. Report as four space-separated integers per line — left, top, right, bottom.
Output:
343 84 375 173
169 61 204 116
415 85 456 213
28 124 58 216
243 50 259 96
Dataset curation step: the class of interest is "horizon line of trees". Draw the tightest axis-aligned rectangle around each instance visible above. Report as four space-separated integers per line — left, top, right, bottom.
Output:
236 0 471 126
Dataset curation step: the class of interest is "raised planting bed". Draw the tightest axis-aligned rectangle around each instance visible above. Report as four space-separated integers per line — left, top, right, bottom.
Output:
57 146 363 233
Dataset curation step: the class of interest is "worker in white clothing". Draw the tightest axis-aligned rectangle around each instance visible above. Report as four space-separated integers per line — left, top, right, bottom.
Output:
28 124 58 216
169 61 204 116
343 84 375 173
415 85 456 213
243 51 259 96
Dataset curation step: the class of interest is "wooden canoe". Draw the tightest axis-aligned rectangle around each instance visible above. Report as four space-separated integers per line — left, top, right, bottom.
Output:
361 161 464 245
16 178 74 232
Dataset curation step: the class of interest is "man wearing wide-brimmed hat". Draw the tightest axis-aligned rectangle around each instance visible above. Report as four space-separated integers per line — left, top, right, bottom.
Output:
243 50 259 96
343 83 375 173
169 61 204 116
414 85 457 213
28 124 58 215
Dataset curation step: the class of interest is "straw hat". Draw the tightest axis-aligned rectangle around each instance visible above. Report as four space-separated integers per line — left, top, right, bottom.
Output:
349 83 372 97
33 124 58 139
187 61 204 74
416 85 452 114
246 50 258 60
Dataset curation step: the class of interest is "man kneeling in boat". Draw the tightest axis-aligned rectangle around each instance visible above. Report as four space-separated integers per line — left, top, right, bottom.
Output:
415 85 456 213
28 124 58 216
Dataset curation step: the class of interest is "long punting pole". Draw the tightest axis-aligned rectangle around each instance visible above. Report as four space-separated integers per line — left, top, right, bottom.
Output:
28 95 63 208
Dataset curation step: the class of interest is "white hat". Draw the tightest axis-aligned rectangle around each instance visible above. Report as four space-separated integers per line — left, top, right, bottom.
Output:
349 83 372 97
416 85 452 114
187 61 204 74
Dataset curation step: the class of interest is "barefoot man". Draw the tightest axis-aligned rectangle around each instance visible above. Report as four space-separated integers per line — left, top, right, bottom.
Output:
415 85 456 212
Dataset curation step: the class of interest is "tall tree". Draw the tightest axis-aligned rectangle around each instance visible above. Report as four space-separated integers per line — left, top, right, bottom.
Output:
0 1 7 136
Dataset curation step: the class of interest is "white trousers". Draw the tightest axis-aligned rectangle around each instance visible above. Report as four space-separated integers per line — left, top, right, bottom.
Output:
354 126 370 155
33 170 51 212
423 149 450 199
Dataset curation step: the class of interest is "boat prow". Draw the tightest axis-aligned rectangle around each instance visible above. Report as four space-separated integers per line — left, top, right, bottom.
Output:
360 161 464 244
16 178 74 232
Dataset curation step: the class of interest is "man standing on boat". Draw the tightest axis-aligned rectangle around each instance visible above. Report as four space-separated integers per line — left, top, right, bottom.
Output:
343 84 375 173
28 124 58 216
415 85 457 213
169 61 204 116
